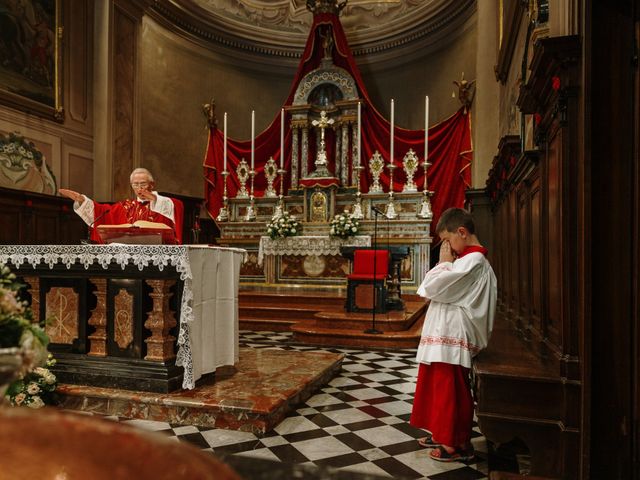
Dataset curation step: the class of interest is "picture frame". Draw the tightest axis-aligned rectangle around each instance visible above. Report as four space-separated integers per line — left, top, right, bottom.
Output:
0 0 64 122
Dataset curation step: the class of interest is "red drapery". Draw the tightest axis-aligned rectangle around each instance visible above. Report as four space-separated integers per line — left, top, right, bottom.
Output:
203 12 472 235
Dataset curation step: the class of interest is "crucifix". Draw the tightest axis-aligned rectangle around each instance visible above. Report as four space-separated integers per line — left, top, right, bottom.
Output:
310 110 334 177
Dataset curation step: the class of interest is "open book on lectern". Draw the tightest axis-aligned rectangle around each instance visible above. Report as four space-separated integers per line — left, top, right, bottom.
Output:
96 220 176 245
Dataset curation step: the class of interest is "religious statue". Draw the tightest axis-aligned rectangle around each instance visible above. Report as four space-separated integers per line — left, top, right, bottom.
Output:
453 73 476 112
306 0 347 15
310 110 334 177
310 190 328 222
321 28 334 59
202 99 217 129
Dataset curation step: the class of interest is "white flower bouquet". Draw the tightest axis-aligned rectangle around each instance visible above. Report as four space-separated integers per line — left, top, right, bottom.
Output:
266 212 302 239
329 213 360 239
0 265 57 407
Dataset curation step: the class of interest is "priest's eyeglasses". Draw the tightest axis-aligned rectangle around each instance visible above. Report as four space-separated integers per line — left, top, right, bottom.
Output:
131 182 149 188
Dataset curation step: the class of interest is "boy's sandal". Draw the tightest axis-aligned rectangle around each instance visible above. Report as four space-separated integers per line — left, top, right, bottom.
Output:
417 432 440 448
429 445 475 463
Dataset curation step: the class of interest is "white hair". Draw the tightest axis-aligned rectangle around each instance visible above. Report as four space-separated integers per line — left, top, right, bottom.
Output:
130 168 154 183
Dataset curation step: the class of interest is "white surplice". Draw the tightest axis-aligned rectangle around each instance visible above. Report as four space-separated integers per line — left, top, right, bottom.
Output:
415 251 497 368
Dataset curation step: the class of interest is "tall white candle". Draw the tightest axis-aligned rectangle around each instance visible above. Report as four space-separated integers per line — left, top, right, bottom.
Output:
357 101 361 166
251 110 255 170
390 99 394 164
425 96 429 161
280 108 284 169
223 112 227 172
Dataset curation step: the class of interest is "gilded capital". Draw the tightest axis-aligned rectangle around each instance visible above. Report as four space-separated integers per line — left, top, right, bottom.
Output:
306 0 348 16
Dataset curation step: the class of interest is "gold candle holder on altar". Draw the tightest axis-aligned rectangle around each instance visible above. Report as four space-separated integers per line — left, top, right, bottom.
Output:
244 170 257 221
402 149 419 193
236 159 250 198
351 164 365 219
216 170 230 222
368 151 384 193
417 160 434 219
385 162 398 219
264 157 278 198
274 168 287 218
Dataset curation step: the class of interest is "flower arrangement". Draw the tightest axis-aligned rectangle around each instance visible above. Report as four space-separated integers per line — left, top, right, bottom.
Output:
0 265 57 407
266 212 302 239
329 213 360 238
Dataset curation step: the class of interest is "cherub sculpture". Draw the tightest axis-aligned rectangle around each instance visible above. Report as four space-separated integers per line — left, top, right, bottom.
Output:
202 99 217 129
453 73 476 112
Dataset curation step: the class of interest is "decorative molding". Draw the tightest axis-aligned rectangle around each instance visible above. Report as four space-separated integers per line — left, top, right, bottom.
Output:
148 0 476 67
495 0 527 84
45 287 79 344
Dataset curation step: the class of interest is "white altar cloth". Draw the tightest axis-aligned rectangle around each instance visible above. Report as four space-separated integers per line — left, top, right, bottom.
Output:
0 244 246 390
257 235 371 266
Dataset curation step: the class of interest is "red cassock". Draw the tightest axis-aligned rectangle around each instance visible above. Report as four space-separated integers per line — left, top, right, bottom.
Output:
89 199 176 243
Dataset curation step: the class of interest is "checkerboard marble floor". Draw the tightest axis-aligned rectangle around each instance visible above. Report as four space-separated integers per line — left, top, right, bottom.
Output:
117 331 489 479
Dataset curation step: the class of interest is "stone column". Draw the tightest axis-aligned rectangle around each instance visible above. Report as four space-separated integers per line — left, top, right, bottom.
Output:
94 0 152 200
291 126 299 188
351 123 358 186
341 123 349 186
473 0 500 188
335 124 342 181
301 126 309 178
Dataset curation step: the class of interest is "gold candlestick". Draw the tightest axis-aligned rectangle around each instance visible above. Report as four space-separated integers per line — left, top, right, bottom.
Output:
274 168 287 218
417 160 433 219
351 165 365 219
244 170 257 221
385 162 398 219
216 170 230 222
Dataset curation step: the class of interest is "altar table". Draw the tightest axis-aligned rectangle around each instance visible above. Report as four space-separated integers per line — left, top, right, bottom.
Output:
0 245 246 391
257 235 371 266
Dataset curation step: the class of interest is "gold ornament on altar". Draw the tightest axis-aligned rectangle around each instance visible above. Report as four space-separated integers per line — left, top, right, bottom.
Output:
236 159 250 198
310 110 334 178
402 149 419 193
310 190 328 222
368 151 384 193
264 157 278 197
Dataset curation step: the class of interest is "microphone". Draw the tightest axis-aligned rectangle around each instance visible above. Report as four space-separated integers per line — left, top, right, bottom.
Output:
82 208 111 244
371 206 386 216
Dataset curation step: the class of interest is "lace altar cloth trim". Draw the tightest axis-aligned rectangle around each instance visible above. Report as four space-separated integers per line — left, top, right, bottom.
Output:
258 235 371 266
0 244 245 390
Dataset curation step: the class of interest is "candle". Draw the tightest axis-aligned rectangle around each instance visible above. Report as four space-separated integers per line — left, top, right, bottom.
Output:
357 101 361 166
390 99 394 164
280 108 284 169
425 96 429 161
223 112 227 172
251 110 255 170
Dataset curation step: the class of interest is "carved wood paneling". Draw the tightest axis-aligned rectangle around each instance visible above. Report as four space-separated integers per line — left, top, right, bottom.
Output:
23 276 41 324
114 289 135 349
45 287 79 344
87 278 107 356
144 279 177 361
480 35 582 478
0 187 86 244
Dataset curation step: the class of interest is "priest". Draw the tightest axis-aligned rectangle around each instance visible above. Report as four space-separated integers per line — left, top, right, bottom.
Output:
59 168 180 243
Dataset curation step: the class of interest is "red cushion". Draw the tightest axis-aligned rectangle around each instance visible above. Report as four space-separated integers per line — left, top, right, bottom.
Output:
347 273 388 281
351 249 389 277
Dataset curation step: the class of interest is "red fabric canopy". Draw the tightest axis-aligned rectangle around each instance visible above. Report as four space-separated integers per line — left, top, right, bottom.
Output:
203 12 472 235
